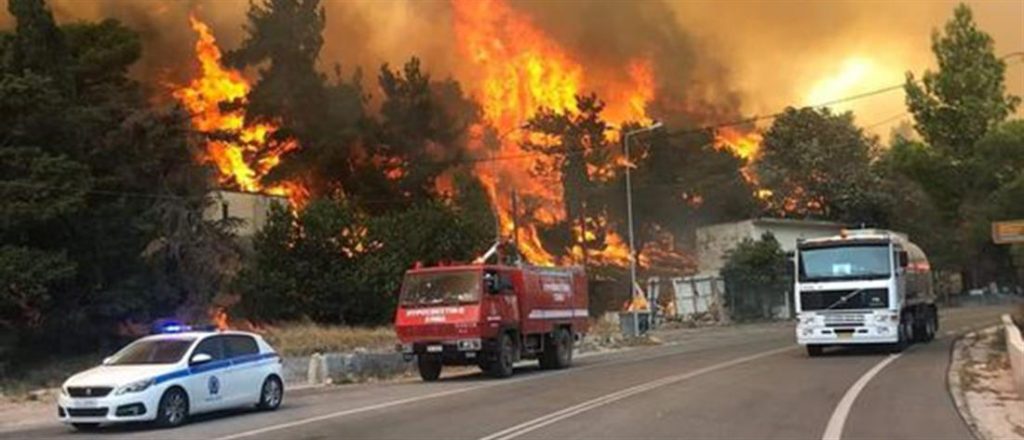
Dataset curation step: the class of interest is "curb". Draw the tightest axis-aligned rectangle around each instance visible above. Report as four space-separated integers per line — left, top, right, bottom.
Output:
946 326 997 440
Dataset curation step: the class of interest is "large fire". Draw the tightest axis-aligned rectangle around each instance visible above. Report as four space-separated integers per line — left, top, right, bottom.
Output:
174 16 304 204
176 4 764 271
453 0 653 267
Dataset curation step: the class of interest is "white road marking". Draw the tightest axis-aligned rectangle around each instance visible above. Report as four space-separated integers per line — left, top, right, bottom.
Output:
213 339 791 440
821 353 903 440
477 346 793 440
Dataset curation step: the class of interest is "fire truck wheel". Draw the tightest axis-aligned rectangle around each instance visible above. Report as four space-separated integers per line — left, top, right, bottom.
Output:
540 328 573 370
417 355 443 382
486 333 516 378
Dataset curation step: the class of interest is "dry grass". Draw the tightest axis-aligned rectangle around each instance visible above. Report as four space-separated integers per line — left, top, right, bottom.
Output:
260 323 397 357
0 354 101 403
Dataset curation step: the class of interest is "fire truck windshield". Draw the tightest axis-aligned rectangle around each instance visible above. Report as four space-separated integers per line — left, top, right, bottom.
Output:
400 271 482 306
799 244 891 282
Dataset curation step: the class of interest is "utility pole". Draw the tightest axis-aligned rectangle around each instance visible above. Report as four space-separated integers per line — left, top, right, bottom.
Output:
623 122 663 304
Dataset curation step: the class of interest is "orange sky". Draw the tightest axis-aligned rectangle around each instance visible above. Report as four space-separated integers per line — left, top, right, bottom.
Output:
2 0 1021 140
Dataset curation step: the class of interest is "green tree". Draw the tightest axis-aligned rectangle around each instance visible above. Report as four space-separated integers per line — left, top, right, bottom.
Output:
131 108 240 321
234 203 301 321
720 233 790 321
4 0 71 90
756 107 887 224
893 4 1021 287
225 0 326 135
0 246 75 331
0 3 217 358
370 58 479 206
904 4 1020 158
236 194 495 325
618 128 757 253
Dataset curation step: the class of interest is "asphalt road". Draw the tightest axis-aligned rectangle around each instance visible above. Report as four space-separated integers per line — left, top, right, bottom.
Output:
3 304 1012 440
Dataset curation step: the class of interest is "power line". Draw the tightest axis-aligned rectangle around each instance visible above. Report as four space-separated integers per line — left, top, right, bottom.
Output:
864 112 911 130
6 56 1018 205
459 54 1024 164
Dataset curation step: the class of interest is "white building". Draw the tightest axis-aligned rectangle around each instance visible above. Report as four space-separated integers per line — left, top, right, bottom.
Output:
695 217 845 277
204 190 289 238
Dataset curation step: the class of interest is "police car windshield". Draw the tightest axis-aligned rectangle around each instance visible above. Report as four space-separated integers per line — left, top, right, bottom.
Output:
400 272 481 306
108 338 196 365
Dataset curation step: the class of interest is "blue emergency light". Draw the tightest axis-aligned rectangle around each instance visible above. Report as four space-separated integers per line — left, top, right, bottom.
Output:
150 318 221 334
151 319 192 334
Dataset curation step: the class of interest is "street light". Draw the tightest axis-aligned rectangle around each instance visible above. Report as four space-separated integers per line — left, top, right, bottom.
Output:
623 121 663 308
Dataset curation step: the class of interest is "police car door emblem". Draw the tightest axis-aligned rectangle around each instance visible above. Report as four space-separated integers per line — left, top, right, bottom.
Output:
208 376 220 395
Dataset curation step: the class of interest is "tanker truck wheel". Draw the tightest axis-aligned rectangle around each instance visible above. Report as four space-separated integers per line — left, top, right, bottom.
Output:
417 355 442 382
486 333 516 378
890 313 912 353
921 308 937 342
540 328 573 370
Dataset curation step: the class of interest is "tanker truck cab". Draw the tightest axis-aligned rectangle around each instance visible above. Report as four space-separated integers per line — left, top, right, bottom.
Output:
795 230 938 356
395 264 588 381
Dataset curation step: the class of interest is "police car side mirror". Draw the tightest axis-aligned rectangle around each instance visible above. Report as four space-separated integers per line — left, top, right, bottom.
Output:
898 251 909 268
190 353 213 365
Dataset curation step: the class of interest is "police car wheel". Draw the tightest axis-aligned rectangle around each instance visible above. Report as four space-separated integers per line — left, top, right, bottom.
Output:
258 376 283 410
155 387 189 428
71 423 100 431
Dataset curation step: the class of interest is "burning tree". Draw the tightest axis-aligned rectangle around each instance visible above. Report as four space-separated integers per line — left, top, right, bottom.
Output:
521 93 625 265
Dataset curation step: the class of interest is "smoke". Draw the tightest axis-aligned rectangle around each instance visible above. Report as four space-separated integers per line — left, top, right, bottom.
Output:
667 0 1024 132
509 0 743 128
2 0 1020 134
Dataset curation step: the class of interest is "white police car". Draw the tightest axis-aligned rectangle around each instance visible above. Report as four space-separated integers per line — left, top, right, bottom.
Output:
57 330 283 430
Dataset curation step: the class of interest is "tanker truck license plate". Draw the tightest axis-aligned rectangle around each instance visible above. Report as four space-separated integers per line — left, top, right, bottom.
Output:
427 345 443 353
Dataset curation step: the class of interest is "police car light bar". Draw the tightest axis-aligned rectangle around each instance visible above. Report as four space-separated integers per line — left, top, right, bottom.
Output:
158 323 192 333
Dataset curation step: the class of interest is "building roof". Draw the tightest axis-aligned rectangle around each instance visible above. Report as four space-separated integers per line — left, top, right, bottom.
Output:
748 217 846 229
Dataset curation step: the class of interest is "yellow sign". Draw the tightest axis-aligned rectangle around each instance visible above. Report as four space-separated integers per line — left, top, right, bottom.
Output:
992 220 1024 244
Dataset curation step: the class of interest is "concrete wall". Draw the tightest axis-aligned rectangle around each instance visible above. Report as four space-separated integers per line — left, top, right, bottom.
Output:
1003 314 1024 397
204 190 288 237
695 218 844 276
285 351 416 386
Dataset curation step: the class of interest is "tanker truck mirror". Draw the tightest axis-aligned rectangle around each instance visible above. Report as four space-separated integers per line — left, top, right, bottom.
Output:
898 251 909 268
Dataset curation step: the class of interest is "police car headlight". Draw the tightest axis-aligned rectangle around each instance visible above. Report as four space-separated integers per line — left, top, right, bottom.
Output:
115 378 154 395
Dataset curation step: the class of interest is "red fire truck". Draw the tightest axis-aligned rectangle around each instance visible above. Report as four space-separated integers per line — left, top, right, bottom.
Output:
395 250 588 381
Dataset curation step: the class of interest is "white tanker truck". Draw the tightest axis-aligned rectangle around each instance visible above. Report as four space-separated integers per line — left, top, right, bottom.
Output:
794 229 938 356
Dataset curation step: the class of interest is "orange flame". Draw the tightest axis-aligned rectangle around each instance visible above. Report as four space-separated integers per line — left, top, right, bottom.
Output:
714 127 773 202
211 306 229 331
623 292 649 312
174 15 304 206
453 0 652 267
715 127 762 161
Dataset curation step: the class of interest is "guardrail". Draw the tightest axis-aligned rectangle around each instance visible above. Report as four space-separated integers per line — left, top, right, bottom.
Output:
1002 314 1024 397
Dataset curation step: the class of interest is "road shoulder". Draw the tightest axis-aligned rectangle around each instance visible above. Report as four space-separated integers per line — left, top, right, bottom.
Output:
948 327 1024 440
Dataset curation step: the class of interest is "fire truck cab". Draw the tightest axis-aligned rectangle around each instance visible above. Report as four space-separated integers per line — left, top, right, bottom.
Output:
395 263 588 381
